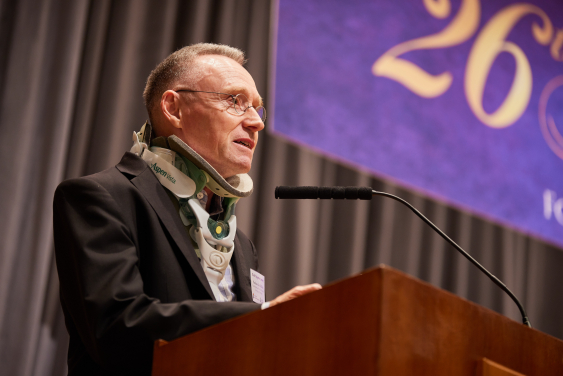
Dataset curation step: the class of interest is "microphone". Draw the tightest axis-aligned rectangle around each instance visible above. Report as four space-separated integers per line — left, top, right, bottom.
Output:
275 186 373 200
275 185 532 328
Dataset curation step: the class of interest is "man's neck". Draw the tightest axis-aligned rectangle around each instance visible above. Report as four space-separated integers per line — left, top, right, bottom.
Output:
203 187 214 211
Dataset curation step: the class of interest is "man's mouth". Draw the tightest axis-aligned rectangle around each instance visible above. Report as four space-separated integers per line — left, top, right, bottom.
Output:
234 139 253 150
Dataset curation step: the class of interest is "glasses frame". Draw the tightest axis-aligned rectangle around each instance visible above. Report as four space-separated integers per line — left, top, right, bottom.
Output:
175 89 266 122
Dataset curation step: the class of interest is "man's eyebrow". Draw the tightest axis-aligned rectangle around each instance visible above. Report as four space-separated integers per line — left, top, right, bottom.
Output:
223 86 247 95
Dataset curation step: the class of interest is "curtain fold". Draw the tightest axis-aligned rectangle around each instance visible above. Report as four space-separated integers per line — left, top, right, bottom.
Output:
1 1 562 375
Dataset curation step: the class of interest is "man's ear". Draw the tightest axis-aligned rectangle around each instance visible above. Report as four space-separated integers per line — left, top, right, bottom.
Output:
161 90 183 129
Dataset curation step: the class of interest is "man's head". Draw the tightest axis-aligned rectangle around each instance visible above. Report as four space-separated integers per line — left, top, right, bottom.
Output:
143 44 264 178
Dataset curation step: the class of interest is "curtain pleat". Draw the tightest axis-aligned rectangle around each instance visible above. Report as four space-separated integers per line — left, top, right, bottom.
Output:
0 1 90 375
0 1 562 375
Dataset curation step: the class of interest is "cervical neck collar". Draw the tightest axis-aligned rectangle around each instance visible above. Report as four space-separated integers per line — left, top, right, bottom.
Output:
130 121 251 301
132 121 253 199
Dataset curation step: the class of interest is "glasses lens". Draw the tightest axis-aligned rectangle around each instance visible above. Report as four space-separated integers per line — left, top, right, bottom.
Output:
255 106 266 122
231 94 266 122
233 94 249 114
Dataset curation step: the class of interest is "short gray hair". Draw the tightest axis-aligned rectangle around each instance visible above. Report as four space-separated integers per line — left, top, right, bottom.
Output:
143 43 246 124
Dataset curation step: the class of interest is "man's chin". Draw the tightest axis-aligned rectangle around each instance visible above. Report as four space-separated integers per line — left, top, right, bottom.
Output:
220 159 252 178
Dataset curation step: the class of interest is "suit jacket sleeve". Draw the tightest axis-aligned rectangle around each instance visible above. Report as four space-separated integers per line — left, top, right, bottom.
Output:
53 177 260 373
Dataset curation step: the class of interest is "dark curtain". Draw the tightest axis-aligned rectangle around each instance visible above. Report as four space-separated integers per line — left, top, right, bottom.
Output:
1 1 562 375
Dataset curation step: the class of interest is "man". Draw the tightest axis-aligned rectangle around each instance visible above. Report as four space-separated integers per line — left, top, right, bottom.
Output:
54 43 320 375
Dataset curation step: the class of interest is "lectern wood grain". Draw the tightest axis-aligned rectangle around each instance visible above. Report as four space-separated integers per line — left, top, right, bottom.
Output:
152 266 563 376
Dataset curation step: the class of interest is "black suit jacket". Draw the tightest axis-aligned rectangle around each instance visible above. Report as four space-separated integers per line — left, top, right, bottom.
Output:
53 152 260 375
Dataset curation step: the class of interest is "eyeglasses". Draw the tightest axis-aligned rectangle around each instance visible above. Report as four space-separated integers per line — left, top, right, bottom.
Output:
175 89 266 122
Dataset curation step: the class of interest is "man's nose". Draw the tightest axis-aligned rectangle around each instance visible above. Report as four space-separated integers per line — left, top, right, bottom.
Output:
244 108 265 131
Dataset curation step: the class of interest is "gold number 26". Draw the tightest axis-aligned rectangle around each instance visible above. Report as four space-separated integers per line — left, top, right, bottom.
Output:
373 0 554 128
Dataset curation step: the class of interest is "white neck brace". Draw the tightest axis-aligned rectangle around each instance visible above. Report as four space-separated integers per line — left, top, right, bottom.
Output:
130 129 238 301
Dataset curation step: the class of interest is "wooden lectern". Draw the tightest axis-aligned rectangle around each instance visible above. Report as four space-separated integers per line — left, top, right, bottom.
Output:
152 266 563 375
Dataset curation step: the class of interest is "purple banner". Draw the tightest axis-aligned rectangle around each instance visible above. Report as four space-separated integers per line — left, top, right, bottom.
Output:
272 0 563 248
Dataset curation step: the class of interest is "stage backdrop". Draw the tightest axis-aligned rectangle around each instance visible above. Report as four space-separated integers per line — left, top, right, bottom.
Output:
271 0 563 248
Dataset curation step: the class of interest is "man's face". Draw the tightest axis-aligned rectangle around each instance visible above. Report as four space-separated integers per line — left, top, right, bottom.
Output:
174 55 264 178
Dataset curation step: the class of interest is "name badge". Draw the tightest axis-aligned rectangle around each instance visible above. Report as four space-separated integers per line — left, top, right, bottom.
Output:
250 269 265 304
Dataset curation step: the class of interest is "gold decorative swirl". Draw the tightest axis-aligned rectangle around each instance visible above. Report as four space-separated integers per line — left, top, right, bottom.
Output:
538 76 563 160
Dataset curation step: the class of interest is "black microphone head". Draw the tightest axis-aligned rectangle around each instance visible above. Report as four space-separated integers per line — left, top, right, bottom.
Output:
276 186 373 200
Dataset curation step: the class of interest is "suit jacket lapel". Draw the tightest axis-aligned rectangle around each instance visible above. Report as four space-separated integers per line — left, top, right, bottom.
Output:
116 152 215 300
232 232 253 302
